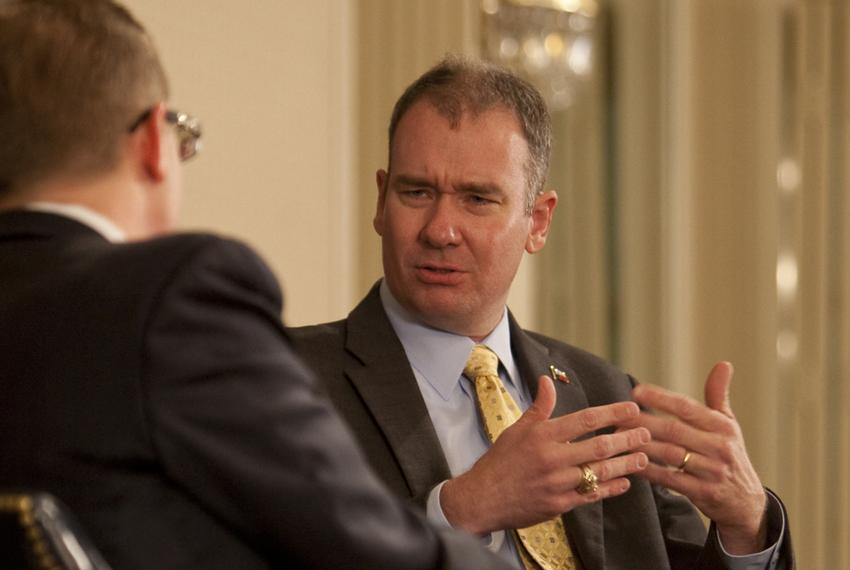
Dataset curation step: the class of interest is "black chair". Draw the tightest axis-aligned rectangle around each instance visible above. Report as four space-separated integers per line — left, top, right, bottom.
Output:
0 491 112 570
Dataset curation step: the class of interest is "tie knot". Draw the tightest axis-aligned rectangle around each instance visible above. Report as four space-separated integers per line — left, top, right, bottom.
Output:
464 344 499 379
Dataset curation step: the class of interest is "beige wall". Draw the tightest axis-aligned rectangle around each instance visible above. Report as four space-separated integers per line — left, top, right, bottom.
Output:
132 0 540 327
130 0 356 326
610 2 850 567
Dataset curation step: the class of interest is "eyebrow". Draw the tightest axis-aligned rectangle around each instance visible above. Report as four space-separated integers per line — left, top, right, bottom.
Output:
456 182 504 197
393 174 505 197
393 175 434 189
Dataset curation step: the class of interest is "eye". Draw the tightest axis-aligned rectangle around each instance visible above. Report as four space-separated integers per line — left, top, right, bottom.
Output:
468 194 496 206
397 187 433 204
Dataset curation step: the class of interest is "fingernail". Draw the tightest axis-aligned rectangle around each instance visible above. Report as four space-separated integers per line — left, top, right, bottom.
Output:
639 428 650 444
637 453 648 468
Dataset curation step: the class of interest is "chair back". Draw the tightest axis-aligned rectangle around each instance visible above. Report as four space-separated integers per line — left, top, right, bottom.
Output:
0 492 112 570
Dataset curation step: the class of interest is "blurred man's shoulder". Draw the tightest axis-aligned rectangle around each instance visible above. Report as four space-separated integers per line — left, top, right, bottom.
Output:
124 232 270 273
107 232 282 303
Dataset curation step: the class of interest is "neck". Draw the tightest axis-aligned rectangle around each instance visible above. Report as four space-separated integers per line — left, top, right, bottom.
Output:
380 280 507 341
434 306 506 342
0 165 162 240
417 307 504 342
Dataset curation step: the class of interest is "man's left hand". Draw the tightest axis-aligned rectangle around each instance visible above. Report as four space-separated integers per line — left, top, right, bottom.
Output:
622 362 768 555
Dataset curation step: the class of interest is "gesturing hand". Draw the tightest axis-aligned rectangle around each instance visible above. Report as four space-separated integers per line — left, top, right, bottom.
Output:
441 375 650 535
623 362 768 554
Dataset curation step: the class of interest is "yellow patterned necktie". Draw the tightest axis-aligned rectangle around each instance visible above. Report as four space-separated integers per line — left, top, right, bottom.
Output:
464 344 577 570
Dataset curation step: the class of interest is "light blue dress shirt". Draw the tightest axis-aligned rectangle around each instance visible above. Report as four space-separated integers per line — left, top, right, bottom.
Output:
379 281 783 569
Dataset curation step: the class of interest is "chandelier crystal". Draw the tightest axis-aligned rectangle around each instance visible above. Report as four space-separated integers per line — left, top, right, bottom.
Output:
481 0 599 110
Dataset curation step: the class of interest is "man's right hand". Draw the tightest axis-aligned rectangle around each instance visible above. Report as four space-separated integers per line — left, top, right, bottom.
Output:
440 375 649 534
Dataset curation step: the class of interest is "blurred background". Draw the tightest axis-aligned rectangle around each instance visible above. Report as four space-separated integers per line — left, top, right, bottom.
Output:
131 1 848 567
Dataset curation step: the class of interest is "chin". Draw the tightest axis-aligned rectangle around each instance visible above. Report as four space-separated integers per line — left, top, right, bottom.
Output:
411 300 474 335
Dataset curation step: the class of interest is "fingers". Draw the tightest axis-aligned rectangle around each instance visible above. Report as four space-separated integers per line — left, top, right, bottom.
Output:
704 361 734 417
560 426 651 465
547 400 641 442
634 460 703 498
623 410 722 456
567 451 649 505
631 383 732 434
638 441 712 477
588 451 649 483
571 476 632 504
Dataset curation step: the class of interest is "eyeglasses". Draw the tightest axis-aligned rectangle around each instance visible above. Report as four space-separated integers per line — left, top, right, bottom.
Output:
128 107 202 162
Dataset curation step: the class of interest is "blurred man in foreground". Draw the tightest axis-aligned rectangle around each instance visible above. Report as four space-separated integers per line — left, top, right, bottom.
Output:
0 2 510 568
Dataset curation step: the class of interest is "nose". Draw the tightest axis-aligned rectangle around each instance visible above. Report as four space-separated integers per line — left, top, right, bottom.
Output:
419 194 461 248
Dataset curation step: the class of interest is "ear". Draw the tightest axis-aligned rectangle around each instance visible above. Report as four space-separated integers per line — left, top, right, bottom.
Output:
131 103 168 182
525 190 558 254
373 169 389 236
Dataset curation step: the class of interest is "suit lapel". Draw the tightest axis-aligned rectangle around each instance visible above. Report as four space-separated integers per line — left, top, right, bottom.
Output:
509 314 606 570
340 295 606 568
343 285 452 499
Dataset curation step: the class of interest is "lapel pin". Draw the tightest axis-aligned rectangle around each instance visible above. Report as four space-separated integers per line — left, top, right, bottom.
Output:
549 365 569 384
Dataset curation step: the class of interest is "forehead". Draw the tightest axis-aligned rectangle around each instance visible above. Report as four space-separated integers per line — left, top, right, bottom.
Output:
390 101 530 188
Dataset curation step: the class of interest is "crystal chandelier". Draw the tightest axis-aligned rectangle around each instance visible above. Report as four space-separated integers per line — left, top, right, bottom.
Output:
481 0 600 110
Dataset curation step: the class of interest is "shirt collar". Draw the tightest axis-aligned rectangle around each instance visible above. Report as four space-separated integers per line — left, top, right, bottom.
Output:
379 280 519 401
25 202 126 243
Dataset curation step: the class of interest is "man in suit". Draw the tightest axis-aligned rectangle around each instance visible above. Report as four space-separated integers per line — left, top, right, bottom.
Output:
291 56 793 569
0 2 512 568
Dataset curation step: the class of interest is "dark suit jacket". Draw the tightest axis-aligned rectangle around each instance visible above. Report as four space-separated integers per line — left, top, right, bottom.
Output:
291 283 794 570
0 211 510 570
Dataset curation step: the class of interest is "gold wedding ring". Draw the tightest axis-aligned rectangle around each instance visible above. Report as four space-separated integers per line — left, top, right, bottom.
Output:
576 464 599 495
677 451 692 472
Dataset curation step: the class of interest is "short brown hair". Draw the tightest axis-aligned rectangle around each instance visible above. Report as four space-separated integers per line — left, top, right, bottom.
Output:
0 0 169 194
387 55 552 214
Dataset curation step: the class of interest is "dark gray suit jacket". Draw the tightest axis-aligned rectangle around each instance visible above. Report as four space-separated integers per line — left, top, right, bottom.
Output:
0 211 510 570
291 283 794 570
